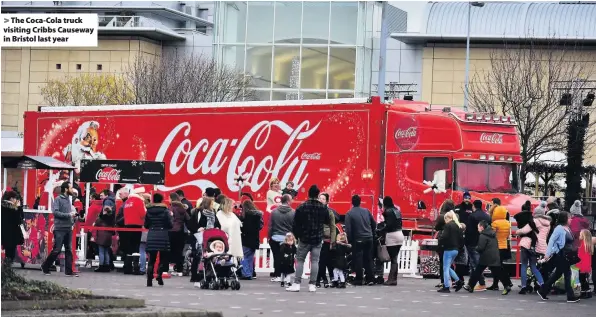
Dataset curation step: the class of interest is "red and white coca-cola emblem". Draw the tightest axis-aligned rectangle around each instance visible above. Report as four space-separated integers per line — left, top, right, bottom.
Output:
96 167 121 183
480 133 503 144
394 116 419 150
301 153 321 160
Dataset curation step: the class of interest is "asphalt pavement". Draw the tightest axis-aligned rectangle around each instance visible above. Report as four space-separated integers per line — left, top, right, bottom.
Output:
19 269 596 317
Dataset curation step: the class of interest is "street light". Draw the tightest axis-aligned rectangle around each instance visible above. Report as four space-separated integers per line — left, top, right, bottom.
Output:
463 1 485 112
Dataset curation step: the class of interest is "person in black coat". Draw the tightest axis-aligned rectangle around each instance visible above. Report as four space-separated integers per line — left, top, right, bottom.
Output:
144 193 173 287
1 191 25 264
331 233 352 288
279 233 297 287
465 200 491 289
187 197 221 284
437 211 464 293
239 199 263 280
434 199 455 288
464 220 505 293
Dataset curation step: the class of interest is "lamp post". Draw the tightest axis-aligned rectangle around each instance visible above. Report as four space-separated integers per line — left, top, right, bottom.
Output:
463 1 485 112
377 1 388 102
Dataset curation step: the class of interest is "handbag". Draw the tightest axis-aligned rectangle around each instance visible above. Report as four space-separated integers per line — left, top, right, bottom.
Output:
377 241 390 262
454 247 468 265
20 224 29 240
565 249 581 266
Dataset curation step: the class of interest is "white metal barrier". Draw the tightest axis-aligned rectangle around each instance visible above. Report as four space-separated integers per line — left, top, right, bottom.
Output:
255 237 421 278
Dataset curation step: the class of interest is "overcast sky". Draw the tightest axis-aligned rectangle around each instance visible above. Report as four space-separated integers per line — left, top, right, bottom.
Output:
389 1 428 32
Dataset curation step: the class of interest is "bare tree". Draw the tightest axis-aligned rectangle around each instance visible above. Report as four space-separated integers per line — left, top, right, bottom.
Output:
126 52 257 104
468 39 595 190
41 73 133 107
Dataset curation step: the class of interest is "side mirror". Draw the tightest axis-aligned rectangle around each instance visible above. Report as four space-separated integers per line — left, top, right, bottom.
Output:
417 200 427 210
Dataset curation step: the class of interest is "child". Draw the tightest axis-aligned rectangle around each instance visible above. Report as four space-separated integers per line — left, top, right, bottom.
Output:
93 207 115 272
331 233 351 288
281 181 298 199
578 229 593 299
279 233 297 287
514 201 538 251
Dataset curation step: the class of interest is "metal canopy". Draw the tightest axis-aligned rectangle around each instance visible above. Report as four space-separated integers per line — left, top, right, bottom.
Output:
2 155 75 170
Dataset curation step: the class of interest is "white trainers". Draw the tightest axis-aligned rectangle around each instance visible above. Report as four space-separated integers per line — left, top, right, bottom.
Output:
286 284 301 292
309 284 317 292
271 277 282 282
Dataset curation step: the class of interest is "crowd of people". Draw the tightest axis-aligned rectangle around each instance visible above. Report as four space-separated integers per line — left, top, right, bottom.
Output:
1 180 595 301
433 193 596 303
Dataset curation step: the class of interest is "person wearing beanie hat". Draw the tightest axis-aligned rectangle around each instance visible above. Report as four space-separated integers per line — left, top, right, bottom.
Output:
533 201 547 217
465 200 491 291
570 200 590 248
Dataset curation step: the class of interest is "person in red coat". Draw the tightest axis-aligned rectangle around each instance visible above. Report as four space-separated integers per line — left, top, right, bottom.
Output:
577 229 593 299
85 193 103 266
120 185 147 274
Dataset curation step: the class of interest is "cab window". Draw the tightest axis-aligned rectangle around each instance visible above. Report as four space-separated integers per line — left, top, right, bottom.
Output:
423 157 449 182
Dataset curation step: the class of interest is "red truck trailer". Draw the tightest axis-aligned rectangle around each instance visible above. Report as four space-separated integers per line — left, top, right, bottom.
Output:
23 96 536 237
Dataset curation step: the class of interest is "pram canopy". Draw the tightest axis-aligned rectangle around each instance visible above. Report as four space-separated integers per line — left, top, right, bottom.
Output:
202 228 229 252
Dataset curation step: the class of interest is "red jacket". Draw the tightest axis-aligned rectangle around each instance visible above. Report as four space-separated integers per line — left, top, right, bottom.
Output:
577 240 593 273
85 200 103 232
123 194 146 226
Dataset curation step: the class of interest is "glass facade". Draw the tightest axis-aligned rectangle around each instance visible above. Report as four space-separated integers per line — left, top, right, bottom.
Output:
214 1 376 100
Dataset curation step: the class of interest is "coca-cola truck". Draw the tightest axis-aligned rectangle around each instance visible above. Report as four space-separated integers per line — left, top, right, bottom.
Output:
23 96 535 237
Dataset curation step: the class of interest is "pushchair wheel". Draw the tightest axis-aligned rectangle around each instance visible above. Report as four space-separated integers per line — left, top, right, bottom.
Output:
224 279 230 289
230 281 240 290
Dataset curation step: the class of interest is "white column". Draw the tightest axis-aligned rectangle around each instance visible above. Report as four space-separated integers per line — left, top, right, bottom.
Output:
23 169 28 206
3 168 7 192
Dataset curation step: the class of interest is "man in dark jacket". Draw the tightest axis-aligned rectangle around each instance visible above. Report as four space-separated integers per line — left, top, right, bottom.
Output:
269 194 295 280
345 195 377 286
287 185 331 293
464 220 502 293
175 190 193 216
42 181 78 276
465 200 491 290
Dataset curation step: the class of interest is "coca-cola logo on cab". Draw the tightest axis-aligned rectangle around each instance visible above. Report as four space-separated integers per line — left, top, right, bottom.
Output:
96 167 121 183
301 153 321 160
480 133 503 144
394 116 419 150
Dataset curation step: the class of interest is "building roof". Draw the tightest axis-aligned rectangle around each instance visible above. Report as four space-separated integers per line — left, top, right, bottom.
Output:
392 2 596 44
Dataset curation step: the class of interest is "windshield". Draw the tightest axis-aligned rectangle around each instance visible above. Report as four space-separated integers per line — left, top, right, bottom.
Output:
454 161 520 193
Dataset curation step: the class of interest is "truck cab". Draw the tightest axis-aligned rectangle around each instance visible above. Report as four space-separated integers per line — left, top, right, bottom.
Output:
382 100 536 234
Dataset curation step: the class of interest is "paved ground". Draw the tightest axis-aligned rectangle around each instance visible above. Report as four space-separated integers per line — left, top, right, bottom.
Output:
18 269 595 317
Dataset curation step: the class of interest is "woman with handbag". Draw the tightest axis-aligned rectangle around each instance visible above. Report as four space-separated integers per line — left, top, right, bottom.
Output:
437 211 465 293
1 191 25 265
538 212 581 303
380 196 404 286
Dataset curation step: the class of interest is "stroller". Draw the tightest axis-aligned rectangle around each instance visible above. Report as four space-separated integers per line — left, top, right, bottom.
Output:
196 228 241 291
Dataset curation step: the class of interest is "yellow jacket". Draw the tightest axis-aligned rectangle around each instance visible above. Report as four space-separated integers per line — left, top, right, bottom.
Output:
491 206 511 250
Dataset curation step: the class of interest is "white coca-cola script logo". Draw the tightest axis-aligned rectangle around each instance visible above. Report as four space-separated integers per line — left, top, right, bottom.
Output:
393 116 419 150
155 120 321 193
96 168 121 183
394 127 417 140
480 133 503 144
301 153 321 160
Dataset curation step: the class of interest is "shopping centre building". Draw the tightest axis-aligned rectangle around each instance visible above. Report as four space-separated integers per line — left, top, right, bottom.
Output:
2 1 596 160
